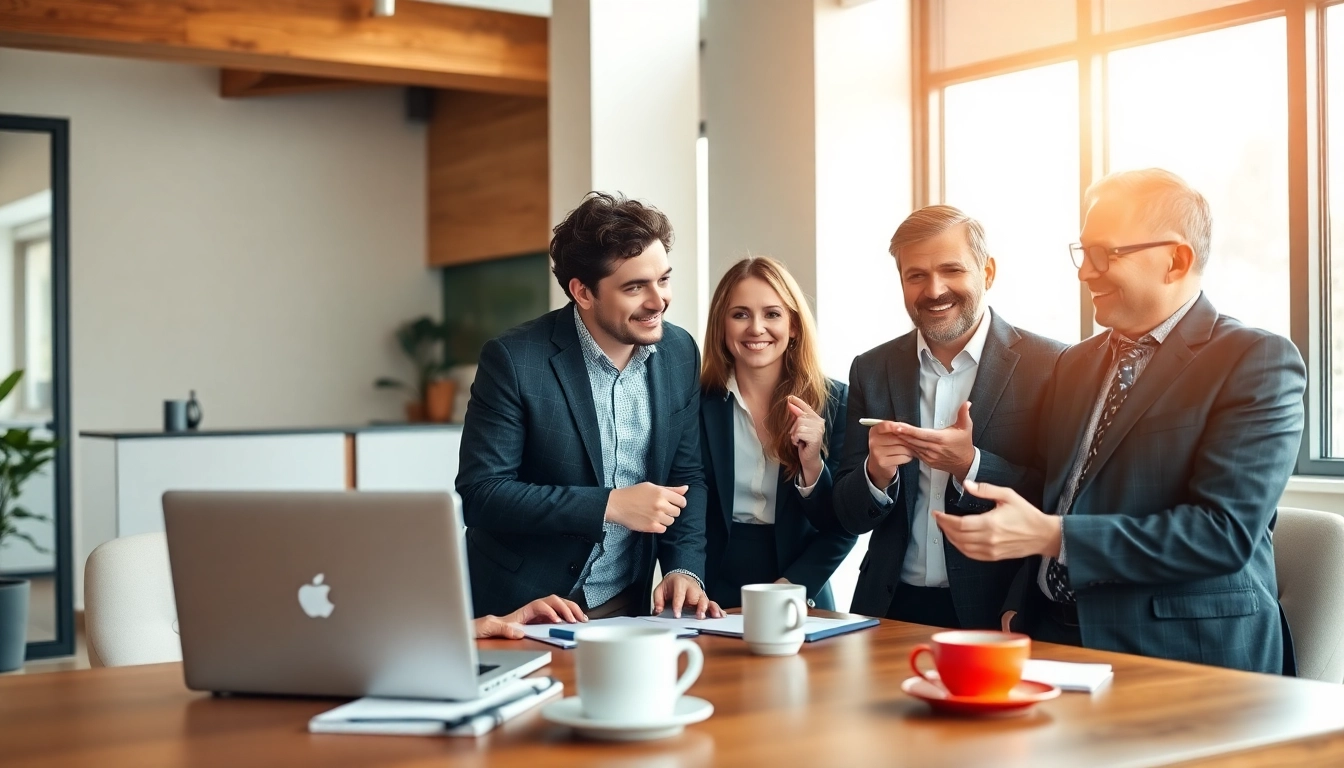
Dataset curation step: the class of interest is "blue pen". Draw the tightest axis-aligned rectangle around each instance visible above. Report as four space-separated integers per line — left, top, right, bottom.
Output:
548 626 580 641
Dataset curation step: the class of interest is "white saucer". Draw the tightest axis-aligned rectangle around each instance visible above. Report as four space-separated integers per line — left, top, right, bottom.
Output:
540 695 714 741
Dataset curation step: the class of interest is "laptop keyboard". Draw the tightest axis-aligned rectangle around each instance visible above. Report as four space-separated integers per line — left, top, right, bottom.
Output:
477 663 499 676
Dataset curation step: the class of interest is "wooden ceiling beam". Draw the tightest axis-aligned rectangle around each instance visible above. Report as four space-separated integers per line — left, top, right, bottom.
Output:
219 69 374 98
0 0 548 97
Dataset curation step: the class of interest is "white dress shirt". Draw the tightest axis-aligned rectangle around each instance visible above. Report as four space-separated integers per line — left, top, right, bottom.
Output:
866 309 991 588
725 375 817 526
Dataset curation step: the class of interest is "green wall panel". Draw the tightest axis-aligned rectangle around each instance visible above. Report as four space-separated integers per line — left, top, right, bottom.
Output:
441 251 552 364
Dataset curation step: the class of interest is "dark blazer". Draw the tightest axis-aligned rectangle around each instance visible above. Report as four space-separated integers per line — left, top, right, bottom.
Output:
1005 294 1305 675
830 311 1066 626
455 304 708 618
700 379 857 610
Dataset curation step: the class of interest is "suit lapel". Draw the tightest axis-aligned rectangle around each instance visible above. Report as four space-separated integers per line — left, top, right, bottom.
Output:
702 393 735 527
886 333 921 519
646 348 672 481
550 306 604 482
1043 334 1110 510
1074 296 1216 501
967 314 1020 442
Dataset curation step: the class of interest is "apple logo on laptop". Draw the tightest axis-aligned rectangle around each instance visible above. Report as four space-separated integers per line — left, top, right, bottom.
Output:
298 573 334 618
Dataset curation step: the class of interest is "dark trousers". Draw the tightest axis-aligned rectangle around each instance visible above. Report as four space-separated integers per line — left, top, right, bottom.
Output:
1025 592 1083 646
888 582 962 629
707 522 780 610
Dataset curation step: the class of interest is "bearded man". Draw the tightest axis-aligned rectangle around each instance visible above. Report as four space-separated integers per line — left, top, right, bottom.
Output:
824 205 1066 629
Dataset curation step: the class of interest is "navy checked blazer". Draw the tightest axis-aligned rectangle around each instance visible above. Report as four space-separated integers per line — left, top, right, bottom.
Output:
1003 294 1305 675
456 304 708 618
829 312 1066 626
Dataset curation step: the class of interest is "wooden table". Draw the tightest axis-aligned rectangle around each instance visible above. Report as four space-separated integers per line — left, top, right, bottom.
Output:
6 617 1344 767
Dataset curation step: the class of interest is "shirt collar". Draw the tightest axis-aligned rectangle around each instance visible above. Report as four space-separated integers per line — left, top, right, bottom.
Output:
1112 291 1201 346
723 374 750 413
573 305 655 372
916 307 993 371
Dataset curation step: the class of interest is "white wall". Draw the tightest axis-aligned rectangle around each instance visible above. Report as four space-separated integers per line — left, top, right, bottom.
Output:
549 0 702 332
704 0 913 611
0 49 439 602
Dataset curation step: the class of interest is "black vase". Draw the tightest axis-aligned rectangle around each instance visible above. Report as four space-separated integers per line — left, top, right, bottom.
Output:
186 390 203 430
0 578 30 672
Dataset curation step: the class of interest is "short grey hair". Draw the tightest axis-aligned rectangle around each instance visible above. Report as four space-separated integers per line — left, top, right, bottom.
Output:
1084 168 1212 273
888 204 991 267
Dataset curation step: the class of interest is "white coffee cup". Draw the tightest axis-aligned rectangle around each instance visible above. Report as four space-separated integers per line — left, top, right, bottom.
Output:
574 625 704 723
742 583 807 656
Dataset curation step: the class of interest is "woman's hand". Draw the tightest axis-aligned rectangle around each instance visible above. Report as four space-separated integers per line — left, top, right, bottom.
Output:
787 395 826 486
473 595 587 639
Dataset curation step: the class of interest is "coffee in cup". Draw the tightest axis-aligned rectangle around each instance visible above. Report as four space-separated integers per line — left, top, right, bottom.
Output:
574 625 703 723
909 630 1030 698
741 583 807 656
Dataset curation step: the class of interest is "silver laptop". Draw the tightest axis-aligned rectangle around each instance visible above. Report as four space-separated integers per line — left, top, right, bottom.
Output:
163 490 549 700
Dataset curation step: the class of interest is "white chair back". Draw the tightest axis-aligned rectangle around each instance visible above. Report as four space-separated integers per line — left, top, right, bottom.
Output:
83 532 181 668
1275 507 1344 683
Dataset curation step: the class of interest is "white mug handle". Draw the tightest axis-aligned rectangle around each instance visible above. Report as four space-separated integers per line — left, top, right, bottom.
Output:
784 598 805 633
673 639 704 698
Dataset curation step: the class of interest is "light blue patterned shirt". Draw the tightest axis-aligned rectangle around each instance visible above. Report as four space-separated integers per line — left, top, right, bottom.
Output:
572 311 655 607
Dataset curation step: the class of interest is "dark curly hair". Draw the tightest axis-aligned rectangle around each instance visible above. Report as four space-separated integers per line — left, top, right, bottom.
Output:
550 192 674 300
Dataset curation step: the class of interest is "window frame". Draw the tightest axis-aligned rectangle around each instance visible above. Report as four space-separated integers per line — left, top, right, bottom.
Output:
913 0 1344 477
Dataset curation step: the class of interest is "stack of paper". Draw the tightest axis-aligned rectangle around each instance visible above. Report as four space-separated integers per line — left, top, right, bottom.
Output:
309 676 562 737
519 616 700 649
1022 659 1114 693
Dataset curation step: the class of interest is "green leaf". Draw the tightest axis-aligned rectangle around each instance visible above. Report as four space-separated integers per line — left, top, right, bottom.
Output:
3 429 28 449
5 530 49 555
0 371 21 405
9 506 49 522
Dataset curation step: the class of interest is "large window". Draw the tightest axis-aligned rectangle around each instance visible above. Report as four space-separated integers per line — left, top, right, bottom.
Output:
920 0 1342 475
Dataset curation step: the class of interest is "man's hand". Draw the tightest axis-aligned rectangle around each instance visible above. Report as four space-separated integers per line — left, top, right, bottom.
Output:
932 480 1062 561
605 483 688 533
894 401 976 481
652 572 725 620
786 395 826 486
473 595 587 639
865 421 916 488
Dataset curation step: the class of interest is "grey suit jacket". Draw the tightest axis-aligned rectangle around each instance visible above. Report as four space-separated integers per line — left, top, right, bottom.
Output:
829 312 1066 626
1006 294 1305 674
455 304 708 618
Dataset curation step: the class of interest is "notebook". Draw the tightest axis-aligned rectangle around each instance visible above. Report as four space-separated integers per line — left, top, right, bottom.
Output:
646 614 880 642
1022 659 1114 693
309 677 563 736
519 616 700 649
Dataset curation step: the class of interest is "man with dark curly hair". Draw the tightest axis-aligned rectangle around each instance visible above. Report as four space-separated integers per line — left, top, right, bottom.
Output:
458 192 722 621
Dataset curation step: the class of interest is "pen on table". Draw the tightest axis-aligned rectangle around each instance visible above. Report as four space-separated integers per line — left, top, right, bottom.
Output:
447 679 564 736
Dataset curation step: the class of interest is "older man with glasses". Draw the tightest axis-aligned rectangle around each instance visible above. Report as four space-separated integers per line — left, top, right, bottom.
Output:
934 168 1305 675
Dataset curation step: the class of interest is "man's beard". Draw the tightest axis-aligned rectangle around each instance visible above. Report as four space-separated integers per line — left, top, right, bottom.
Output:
909 289 982 344
597 304 666 346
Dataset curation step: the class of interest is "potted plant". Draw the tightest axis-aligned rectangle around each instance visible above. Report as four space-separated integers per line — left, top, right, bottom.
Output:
0 370 56 672
375 316 458 423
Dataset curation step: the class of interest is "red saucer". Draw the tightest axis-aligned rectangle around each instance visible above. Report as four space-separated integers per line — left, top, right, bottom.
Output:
902 672 1060 716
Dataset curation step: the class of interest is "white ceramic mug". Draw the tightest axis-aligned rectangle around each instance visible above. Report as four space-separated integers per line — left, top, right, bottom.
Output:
574 626 704 723
742 583 807 656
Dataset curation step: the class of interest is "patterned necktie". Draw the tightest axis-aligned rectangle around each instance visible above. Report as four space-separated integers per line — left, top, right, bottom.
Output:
1045 334 1158 604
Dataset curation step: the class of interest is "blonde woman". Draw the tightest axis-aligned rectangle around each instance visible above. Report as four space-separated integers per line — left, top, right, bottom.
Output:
700 257 856 609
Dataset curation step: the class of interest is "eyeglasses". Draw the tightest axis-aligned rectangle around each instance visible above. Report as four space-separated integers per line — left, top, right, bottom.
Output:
1068 241 1180 272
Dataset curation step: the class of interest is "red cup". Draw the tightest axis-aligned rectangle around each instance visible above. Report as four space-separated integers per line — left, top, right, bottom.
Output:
909 630 1030 698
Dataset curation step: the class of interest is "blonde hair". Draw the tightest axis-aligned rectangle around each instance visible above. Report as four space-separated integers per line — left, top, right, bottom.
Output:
1085 168 1212 272
888 205 990 267
702 256 833 481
